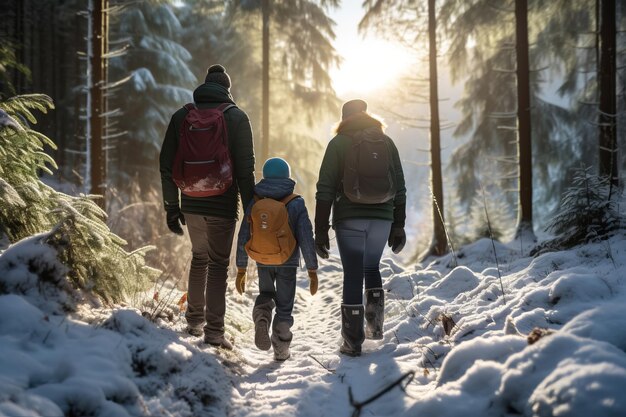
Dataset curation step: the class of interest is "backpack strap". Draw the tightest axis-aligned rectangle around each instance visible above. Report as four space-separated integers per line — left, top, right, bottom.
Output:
280 194 300 206
252 193 299 205
183 103 236 112
217 103 237 113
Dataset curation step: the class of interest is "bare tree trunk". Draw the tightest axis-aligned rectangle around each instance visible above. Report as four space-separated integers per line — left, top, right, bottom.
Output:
425 0 448 258
514 0 535 241
16 0 26 92
598 0 617 189
90 0 108 209
261 0 270 165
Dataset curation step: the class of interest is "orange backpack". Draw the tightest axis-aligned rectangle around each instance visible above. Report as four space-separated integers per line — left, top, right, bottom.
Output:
244 194 299 265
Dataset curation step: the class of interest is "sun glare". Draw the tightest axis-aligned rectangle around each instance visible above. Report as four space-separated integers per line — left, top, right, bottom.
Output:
331 37 414 97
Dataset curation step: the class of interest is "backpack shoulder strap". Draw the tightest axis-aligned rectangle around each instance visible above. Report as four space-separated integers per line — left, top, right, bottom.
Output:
217 103 237 113
280 194 300 206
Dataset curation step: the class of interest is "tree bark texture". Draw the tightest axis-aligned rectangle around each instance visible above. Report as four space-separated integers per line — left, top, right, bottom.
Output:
598 0 617 188
427 0 448 257
261 0 270 166
515 0 535 239
90 0 108 209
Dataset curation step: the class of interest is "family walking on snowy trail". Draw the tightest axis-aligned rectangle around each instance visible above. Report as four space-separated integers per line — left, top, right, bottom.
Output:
159 64 406 361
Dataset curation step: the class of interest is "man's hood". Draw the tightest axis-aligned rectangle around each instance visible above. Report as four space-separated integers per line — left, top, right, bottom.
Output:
193 82 236 105
254 178 296 200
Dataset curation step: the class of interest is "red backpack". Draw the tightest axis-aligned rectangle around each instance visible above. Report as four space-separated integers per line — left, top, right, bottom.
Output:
172 103 236 197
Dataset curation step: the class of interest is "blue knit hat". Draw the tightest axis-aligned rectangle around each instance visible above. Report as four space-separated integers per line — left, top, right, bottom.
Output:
262 157 291 179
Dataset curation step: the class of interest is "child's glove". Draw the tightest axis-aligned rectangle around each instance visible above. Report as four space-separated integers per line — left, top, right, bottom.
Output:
235 268 247 294
307 269 318 296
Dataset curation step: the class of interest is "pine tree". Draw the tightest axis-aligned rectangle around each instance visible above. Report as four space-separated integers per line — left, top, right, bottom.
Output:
108 2 196 191
531 166 621 254
360 0 449 258
440 0 578 230
0 94 159 303
223 0 341 202
598 0 618 188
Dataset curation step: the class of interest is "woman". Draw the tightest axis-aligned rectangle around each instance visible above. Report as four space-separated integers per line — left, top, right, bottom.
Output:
315 99 406 356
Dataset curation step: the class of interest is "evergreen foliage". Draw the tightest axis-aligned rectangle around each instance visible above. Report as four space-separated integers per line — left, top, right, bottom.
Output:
532 167 622 255
0 43 30 99
470 188 515 242
224 0 341 203
108 1 195 188
439 0 579 222
0 94 160 303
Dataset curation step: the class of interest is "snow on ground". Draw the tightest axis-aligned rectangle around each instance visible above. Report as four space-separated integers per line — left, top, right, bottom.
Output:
1 230 625 416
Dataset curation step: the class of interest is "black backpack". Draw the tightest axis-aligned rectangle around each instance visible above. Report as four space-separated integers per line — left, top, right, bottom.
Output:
342 128 396 204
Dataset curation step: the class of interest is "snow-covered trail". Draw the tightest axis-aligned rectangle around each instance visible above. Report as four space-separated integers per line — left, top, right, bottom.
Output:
168 250 419 417
202 254 424 417
145 234 626 417
4 231 626 417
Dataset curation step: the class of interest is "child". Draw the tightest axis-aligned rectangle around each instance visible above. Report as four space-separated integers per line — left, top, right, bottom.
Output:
235 157 319 361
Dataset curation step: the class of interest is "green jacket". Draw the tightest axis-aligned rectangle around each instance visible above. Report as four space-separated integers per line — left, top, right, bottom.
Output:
159 82 255 219
315 113 406 227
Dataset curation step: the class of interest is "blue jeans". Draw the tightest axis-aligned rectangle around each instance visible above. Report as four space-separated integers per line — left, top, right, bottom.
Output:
335 219 392 305
256 266 297 326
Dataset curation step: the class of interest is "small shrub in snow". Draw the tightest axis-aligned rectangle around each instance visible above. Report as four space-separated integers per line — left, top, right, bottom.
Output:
469 189 514 242
533 167 622 255
0 234 75 313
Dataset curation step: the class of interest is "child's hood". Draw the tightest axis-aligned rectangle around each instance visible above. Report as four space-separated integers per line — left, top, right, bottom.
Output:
254 178 296 200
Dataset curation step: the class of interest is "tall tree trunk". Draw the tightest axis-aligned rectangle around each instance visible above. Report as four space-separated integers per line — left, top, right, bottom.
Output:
90 0 108 209
514 0 535 241
598 0 617 189
15 0 26 92
425 0 448 258
261 0 270 165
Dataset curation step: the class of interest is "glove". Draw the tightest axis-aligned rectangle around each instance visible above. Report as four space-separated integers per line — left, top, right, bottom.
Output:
165 204 185 235
307 269 318 296
235 268 247 295
388 226 406 254
315 231 330 259
315 200 332 259
388 202 406 253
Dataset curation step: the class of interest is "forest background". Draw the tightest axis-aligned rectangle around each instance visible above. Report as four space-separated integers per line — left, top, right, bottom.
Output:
1 0 624 276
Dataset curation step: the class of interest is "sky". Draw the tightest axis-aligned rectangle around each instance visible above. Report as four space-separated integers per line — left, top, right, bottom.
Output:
328 3 415 98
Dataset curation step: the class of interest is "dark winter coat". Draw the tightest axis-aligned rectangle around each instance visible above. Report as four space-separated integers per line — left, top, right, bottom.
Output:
159 82 255 218
236 178 318 270
315 113 406 226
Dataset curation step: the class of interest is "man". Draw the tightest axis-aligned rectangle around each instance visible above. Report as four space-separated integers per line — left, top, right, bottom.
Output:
160 64 255 349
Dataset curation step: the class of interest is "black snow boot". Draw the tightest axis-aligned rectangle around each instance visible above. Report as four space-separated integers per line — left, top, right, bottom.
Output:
253 295 275 351
271 319 293 361
339 304 365 357
364 288 384 340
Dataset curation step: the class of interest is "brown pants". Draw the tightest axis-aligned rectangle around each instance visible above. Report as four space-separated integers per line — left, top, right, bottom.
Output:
184 214 236 340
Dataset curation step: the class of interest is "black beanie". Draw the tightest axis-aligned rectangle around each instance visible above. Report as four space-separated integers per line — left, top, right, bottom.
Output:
205 64 231 89
341 99 367 120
